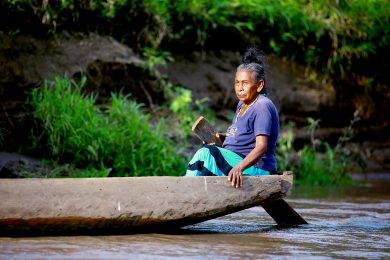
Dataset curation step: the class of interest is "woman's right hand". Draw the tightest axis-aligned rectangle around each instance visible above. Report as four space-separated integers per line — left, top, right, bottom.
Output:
202 133 226 146
216 132 227 143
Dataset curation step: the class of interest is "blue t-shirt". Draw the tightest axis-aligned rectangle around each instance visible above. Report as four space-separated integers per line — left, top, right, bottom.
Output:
222 95 279 171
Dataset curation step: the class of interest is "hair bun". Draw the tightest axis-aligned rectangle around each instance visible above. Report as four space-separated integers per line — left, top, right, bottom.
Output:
242 45 265 66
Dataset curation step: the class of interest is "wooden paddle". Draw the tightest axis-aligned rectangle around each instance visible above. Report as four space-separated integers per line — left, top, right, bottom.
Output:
191 116 308 225
262 199 308 225
191 116 223 146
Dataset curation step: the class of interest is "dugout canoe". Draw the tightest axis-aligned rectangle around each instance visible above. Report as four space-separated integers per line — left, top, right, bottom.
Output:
0 172 293 235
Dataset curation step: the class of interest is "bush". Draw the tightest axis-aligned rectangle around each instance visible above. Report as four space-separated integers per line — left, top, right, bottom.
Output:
30 75 186 177
297 144 351 185
276 118 358 185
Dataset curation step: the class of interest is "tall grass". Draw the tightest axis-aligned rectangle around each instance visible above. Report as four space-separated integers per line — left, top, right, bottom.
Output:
30 75 186 177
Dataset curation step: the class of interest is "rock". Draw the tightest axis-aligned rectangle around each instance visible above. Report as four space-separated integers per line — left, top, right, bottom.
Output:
362 140 390 172
0 152 49 178
0 31 144 89
161 51 239 111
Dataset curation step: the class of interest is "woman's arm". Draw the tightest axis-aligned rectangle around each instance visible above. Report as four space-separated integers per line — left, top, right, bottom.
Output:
228 134 268 188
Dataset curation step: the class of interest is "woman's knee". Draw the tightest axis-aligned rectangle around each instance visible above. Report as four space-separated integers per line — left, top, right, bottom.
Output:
193 146 211 159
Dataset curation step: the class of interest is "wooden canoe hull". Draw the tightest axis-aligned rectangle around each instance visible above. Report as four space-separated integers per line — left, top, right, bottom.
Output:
0 173 292 235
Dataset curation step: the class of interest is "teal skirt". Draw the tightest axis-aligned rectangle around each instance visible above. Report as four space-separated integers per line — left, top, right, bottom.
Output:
185 145 270 176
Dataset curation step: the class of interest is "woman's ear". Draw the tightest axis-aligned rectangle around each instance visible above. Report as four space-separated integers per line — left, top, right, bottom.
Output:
257 80 265 93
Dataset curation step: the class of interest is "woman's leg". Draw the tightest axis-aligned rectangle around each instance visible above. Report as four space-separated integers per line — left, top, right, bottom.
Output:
186 145 228 176
185 145 269 176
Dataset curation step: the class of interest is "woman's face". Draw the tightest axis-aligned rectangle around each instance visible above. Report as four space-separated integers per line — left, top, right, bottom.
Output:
234 70 264 104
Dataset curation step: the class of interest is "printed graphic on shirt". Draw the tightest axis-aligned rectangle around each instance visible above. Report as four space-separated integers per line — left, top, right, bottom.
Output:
226 126 237 137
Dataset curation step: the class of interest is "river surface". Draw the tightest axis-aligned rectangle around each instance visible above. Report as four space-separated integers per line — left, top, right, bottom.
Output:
1 175 389 259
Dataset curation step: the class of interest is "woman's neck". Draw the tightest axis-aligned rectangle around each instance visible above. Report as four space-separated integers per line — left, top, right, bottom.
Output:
238 96 258 117
243 96 258 106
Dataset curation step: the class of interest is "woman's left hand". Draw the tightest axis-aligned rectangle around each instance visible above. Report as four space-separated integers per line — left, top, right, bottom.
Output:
227 135 268 188
228 165 243 188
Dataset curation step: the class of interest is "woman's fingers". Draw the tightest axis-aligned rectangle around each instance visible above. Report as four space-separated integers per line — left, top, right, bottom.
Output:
228 168 243 188
234 172 242 188
228 170 233 182
216 132 227 137
232 173 237 187
216 133 226 142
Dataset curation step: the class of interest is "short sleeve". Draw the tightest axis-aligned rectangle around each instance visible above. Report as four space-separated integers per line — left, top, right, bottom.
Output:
253 101 273 136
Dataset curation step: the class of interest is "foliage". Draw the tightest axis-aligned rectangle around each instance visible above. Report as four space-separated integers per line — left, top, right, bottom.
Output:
164 83 217 141
306 117 321 150
168 85 194 134
142 47 173 73
29 74 186 177
276 116 365 185
140 47 215 143
1 0 388 84
297 143 352 185
276 123 295 173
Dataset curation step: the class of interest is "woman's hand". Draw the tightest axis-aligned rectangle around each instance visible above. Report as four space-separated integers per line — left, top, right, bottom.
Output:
216 132 227 143
227 135 268 188
202 133 226 146
228 164 244 188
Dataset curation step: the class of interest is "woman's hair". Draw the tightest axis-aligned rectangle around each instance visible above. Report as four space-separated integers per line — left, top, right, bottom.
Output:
237 45 268 95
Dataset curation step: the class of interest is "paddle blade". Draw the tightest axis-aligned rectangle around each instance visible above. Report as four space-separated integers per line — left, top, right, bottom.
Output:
191 116 222 146
262 199 308 225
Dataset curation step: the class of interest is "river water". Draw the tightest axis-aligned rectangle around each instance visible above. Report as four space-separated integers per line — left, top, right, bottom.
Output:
1 175 389 259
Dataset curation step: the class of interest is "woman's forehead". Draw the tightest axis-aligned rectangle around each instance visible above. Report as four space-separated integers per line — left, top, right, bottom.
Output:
235 69 254 80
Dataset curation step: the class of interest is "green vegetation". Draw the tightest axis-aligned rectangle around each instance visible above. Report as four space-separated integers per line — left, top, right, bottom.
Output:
166 84 216 138
2 0 388 84
29 75 186 177
277 116 365 185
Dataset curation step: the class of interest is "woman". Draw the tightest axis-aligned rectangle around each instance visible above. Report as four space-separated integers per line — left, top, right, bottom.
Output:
185 46 279 188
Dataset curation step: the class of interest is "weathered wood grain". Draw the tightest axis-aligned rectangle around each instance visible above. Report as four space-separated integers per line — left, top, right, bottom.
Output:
0 174 292 234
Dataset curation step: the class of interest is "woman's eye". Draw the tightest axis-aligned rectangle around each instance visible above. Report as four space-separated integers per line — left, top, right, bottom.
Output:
242 82 248 87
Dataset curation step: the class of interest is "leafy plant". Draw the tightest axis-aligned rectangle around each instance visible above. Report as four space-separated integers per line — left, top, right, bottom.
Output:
297 143 351 185
276 116 364 185
29 74 186 177
295 117 357 185
306 117 321 150
276 123 296 173
142 47 173 73
166 84 197 139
